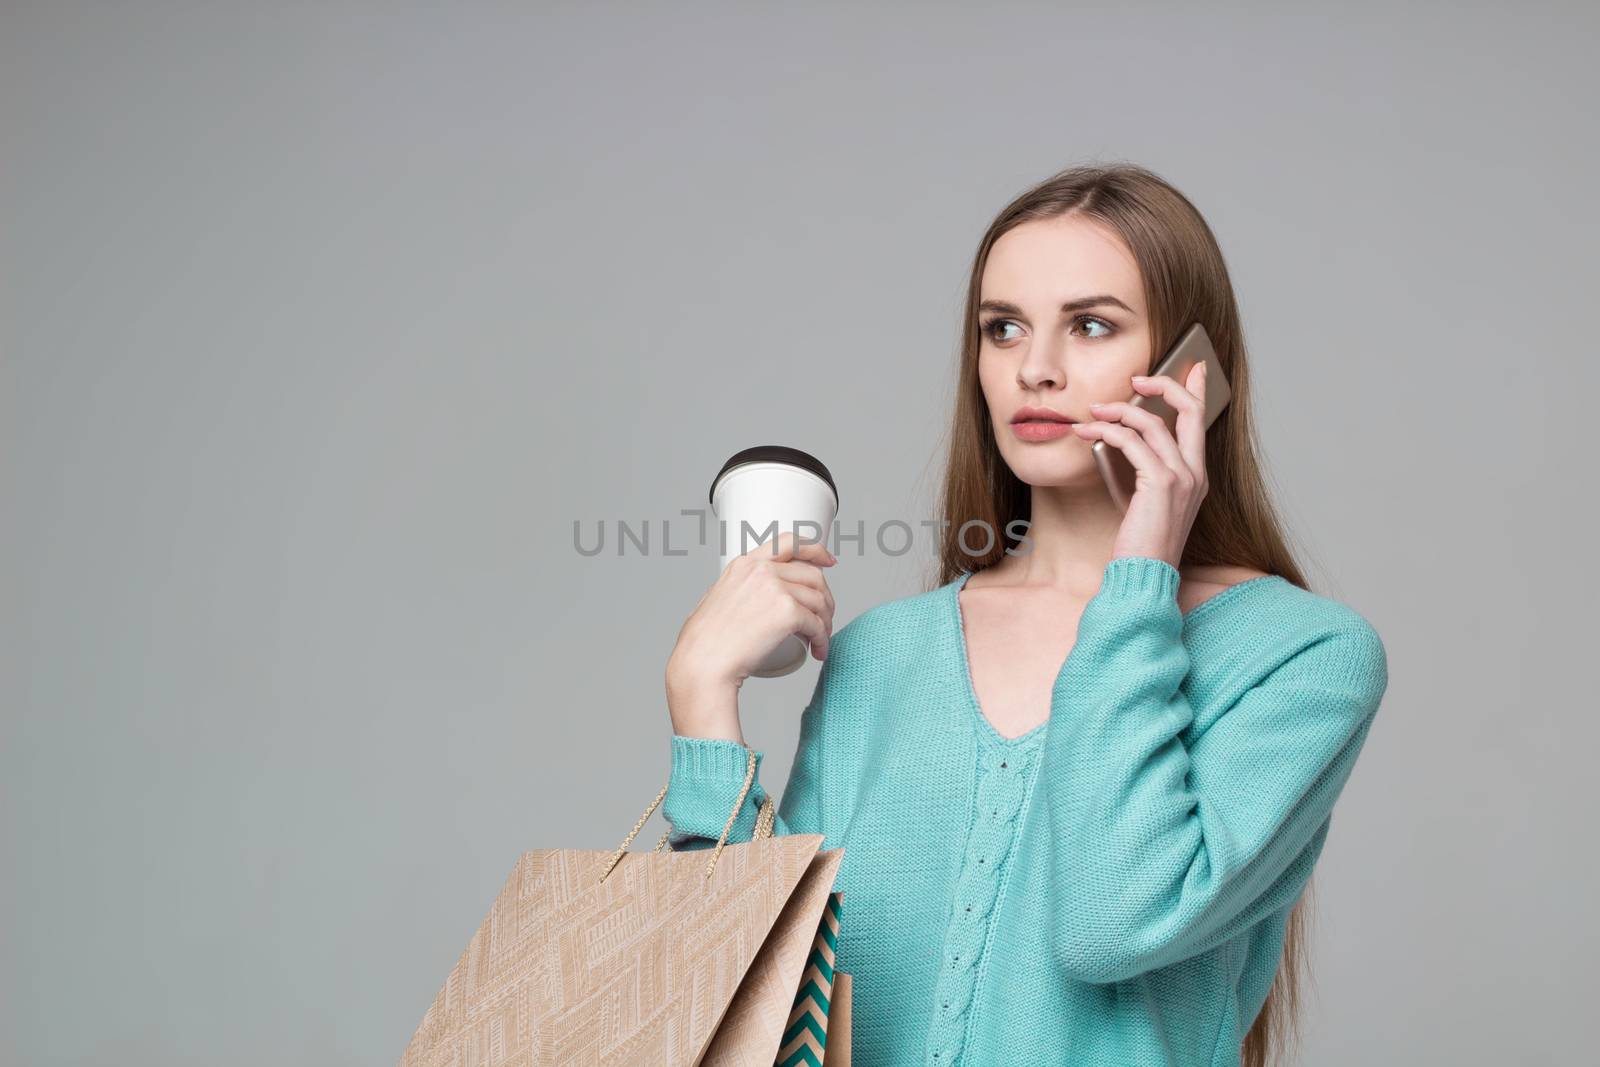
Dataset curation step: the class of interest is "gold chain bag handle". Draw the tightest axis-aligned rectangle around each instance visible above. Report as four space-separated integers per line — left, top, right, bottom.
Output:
598 744 776 884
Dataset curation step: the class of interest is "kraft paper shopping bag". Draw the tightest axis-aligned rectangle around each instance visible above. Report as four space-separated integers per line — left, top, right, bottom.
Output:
398 745 850 1067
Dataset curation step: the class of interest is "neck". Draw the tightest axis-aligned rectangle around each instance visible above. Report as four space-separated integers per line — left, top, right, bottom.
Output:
973 481 1131 599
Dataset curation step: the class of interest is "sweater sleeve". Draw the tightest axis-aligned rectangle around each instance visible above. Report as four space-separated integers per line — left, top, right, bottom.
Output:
660 653 832 850
1011 554 1389 985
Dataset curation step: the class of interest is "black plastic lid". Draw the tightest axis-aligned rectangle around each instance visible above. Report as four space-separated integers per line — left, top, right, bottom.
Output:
709 445 838 509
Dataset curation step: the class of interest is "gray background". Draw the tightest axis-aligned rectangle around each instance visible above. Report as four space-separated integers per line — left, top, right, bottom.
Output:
4 2 1595 1064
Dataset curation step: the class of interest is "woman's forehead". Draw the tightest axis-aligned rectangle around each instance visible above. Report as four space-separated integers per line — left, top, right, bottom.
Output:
982 216 1141 308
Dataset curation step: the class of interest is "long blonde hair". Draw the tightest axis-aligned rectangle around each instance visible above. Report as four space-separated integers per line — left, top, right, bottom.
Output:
934 161 1316 1066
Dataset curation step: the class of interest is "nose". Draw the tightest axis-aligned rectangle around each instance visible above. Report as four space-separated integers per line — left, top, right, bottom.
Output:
1016 335 1067 390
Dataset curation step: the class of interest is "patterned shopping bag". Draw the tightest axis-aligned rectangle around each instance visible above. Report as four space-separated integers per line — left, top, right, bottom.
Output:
397 746 851 1066
775 892 846 1066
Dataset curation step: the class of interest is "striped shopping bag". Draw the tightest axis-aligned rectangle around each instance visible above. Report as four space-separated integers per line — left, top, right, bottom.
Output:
773 891 848 1067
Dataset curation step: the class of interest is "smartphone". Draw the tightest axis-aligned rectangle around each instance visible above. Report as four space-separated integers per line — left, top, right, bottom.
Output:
1092 321 1232 512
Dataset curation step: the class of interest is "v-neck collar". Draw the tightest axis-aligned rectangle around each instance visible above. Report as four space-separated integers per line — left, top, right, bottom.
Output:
945 565 1290 747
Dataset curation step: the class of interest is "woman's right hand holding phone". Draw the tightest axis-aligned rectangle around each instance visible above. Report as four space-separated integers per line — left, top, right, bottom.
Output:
665 531 837 745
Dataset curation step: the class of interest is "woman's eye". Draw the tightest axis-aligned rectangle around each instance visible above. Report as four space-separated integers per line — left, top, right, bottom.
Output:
1073 316 1114 339
982 315 1115 344
981 318 1022 343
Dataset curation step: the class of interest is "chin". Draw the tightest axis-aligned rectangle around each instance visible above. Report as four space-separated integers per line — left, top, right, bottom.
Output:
1001 447 1097 488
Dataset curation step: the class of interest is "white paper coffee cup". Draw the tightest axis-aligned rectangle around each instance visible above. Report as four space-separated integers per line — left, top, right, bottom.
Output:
708 445 839 678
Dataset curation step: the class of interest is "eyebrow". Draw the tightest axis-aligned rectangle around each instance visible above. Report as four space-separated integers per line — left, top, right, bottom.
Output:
978 294 1134 316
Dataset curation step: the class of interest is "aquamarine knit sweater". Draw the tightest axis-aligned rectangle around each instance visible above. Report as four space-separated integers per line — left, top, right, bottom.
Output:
663 555 1389 1066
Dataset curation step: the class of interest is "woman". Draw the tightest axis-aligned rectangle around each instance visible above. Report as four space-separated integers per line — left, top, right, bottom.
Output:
662 162 1389 1067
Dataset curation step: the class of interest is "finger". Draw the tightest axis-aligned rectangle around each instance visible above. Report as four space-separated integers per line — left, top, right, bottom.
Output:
1071 419 1165 476
748 528 794 560
781 579 829 623
752 529 835 564
752 542 835 587
747 528 789 559
775 569 834 657
794 534 836 565
1085 399 1185 472
786 598 831 660
774 563 838 620
774 561 836 620
1179 363 1209 471
1131 370 1206 474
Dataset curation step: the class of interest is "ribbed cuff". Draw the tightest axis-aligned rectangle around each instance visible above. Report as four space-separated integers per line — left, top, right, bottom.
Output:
1100 555 1182 600
664 736 767 849
670 734 764 780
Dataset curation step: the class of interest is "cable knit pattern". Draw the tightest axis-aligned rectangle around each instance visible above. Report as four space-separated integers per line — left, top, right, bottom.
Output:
661 555 1389 1066
923 725 1042 1065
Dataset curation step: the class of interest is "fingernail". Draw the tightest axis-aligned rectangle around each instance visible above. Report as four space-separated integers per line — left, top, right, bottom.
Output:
1132 375 1148 381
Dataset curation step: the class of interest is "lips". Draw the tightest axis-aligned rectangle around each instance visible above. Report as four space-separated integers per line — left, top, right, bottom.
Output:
1011 406 1077 424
